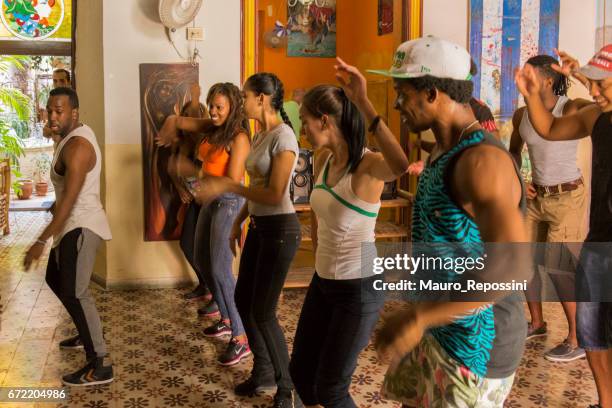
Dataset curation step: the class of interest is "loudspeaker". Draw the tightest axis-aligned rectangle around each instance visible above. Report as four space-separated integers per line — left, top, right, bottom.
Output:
291 149 314 204
381 180 397 200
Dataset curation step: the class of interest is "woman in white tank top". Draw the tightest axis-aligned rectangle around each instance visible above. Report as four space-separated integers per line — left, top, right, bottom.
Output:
289 66 410 407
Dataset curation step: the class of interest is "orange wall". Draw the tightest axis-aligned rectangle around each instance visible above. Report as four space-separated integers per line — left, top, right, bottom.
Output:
256 0 403 134
257 0 402 93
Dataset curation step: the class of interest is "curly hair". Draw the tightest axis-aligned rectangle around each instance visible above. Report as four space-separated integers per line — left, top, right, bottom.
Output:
399 76 474 104
205 82 251 149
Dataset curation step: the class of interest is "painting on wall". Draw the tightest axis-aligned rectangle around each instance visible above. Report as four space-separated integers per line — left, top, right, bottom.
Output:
139 63 198 242
378 0 393 36
469 0 561 121
287 0 337 58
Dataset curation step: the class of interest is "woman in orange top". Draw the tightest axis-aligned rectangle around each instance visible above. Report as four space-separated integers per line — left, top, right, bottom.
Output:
160 83 251 366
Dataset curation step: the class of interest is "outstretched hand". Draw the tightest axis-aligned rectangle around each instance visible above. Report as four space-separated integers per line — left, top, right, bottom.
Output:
515 64 541 99
334 57 368 108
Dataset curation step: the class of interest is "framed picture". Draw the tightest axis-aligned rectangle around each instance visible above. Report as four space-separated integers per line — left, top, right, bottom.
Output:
287 0 337 58
378 0 394 36
139 63 198 241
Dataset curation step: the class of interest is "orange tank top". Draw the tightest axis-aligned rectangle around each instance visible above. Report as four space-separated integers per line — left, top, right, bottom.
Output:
198 141 230 177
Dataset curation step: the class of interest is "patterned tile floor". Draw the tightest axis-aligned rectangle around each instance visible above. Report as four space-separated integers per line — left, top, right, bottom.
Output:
0 212 599 407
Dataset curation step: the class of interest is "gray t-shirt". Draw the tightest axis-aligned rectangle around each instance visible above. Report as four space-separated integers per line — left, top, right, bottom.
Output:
246 123 299 216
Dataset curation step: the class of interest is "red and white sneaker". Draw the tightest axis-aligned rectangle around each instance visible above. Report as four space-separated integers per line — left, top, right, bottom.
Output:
218 338 251 366
203 321 232 338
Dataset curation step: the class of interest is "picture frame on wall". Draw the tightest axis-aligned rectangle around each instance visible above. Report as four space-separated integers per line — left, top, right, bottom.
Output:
378 0 394 36
287 0 337 58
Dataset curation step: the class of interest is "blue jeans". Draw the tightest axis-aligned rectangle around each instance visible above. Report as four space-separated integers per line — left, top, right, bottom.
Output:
290 273 385 408
194 193 245 337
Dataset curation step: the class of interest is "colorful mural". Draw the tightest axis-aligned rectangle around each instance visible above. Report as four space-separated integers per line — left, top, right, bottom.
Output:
0 0 66 40
287 0 337 58
470 0 561 120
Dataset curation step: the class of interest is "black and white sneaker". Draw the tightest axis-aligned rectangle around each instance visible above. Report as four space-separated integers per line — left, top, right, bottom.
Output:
234 376 276 396
59 335 84 350
203 321 232 338
218 338 251 366
62 356 114 387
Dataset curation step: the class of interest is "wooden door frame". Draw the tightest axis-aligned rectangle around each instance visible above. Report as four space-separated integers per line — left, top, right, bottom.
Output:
241 0 422 78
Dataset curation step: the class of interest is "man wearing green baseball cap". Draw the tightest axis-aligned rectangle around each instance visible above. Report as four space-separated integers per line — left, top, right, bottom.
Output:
361 36 530 407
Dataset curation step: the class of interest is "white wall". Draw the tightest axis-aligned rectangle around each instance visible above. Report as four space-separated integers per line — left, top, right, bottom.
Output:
77 0 243 288
423 0 468 48
102 0 242 145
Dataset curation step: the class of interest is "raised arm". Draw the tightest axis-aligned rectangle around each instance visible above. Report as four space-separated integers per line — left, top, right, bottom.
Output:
335 57 410 179
515 64 599 141
156 115 216 147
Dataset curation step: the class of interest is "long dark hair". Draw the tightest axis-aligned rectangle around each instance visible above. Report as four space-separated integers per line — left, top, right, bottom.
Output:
205 82 250 149
527 55 570 96
244 72 294 131
302 85 366 173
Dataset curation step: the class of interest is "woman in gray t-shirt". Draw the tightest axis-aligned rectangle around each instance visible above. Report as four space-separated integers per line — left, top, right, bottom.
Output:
198 73 301 407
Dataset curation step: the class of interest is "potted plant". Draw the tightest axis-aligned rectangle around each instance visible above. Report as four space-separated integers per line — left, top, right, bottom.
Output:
0 56 32 197
33 153 51 196
17 179 33 200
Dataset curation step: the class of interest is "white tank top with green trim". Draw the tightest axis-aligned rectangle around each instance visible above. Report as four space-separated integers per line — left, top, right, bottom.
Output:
310 154 381 280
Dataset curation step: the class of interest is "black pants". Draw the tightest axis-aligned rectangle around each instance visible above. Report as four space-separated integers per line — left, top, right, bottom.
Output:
290 273 384 407
46 228 106 361
235 213 301 395
180 201 208 290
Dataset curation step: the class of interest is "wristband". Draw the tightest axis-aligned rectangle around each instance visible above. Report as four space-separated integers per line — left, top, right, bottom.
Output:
35 239 47 246
368 115 382 134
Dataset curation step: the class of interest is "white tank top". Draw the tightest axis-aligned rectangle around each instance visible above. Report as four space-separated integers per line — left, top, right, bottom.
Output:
310 154 381 280
519 96 582 185
50 124 112 247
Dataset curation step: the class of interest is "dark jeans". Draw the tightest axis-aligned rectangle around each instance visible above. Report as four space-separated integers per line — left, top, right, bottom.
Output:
235 213 301 395
180 201 208 291
194 194 245 336
290 273 384 408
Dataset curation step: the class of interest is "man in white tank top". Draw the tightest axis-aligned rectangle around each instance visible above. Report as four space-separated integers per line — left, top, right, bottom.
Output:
510 55 592 363
23 87 113 387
